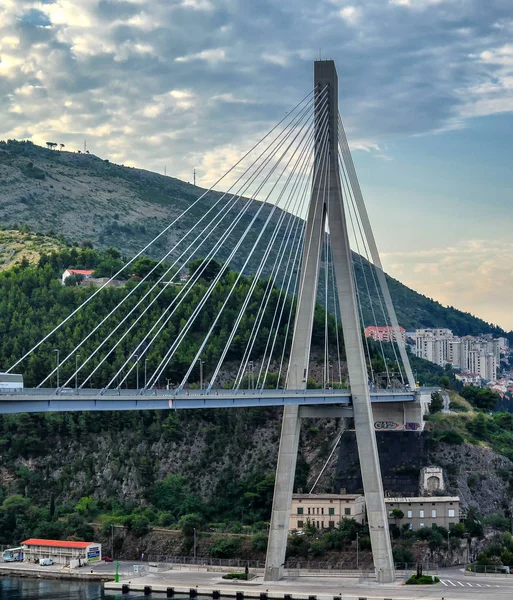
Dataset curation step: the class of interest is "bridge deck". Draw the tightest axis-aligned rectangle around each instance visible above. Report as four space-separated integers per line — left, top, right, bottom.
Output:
0 389 416 414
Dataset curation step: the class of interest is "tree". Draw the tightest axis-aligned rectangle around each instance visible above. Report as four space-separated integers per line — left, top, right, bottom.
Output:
188 258 224 282
429 391 444 414
59 144 65 151
391 509 404 523
178 513 202 537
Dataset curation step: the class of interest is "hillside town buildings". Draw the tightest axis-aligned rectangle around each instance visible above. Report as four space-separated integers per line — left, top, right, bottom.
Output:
413 328 505 382
364 326 406 345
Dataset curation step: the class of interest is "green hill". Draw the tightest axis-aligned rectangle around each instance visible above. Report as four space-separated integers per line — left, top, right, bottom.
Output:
0 139 509 338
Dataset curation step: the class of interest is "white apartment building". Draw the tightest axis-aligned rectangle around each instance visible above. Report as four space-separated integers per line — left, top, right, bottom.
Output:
416 329 498 382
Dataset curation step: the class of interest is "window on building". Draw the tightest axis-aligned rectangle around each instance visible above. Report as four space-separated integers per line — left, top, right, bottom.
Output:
297 520 304 528
316 521 320 529
420 523 425 528
329 507 335 516
448 509 455 518
321 521 324 529
345 507 351 515
431 510 437 518
308 508 311 515
297 507 303 515
419 510 424 518
321 508 324 515
329 521 335 528
407 510 412 518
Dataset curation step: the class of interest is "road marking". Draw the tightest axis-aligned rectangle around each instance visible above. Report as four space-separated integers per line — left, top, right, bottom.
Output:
476 583 482 587
457 581 465 586
440 580 448 586
448 580 457 586
466 582 473 586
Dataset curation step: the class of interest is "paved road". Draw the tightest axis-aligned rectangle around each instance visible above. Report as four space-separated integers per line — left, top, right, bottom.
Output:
110 566 513 599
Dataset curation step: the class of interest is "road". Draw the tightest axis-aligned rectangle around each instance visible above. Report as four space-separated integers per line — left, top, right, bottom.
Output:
105 564 513 599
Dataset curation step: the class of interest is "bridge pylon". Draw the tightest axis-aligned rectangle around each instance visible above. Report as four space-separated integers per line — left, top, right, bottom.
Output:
264 60 395 583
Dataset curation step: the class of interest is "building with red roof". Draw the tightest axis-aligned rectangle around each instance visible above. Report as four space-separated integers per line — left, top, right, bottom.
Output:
22 538 102 566
61 268 95 285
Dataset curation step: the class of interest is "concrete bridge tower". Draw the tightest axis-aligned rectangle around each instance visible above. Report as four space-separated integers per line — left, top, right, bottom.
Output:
264 60 395 583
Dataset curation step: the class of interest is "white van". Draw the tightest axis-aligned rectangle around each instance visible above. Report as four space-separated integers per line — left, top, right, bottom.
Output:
39 558 54 566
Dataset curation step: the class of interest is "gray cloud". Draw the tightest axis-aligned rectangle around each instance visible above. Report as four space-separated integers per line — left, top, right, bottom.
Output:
0 0 512 183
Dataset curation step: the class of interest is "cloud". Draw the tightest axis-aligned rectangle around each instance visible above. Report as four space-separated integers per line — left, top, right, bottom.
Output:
0 0 512 233
381 239 513 329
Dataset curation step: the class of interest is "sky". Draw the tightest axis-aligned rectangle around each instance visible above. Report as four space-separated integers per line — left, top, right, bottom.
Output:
1 0 512 329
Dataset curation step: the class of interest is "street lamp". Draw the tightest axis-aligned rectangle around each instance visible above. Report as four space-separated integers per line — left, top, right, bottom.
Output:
135 355 139 390
111 524 115 559
144 359 149 388
75 354 80 391
198 359 205 390
356 532 359 569
193 527 197 560
54 349 60 388
248 361 253 390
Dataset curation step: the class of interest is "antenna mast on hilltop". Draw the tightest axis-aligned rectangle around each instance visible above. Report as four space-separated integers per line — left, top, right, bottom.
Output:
193 168 196 186
84 139 87 153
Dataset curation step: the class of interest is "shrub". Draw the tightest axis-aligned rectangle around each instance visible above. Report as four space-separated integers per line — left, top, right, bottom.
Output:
310 540 326 557
440 430 464 445
222 573 247 580
251 533 268 552
211 537 240 558
406 574 440 585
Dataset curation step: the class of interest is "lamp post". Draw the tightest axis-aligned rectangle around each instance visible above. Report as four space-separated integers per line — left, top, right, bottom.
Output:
193 527 197 560
198 359 204 390
144 359 148 388
356 532 359 569
248 361 253 389
135 355 139 390
111 524 115 559
75 354 80 391
54 348 60 388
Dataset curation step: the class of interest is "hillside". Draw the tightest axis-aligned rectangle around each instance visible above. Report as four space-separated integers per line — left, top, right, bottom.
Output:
0 229 63 271
0 140 508 338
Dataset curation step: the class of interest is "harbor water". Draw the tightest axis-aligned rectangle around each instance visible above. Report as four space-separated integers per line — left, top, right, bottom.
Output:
0 578 190 600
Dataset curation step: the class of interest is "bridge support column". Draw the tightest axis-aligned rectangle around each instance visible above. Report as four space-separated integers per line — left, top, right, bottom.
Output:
264 404 300 581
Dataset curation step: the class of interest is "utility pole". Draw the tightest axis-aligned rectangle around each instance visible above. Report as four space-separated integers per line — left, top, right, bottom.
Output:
193 168 196 186
193 527 197 560
136 356 139 390
144 359 148 388
111 524 114 559
357 532 359 569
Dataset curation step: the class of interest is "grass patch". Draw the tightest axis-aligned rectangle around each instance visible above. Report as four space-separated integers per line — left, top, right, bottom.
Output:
222 573 248 580
405 574 440 585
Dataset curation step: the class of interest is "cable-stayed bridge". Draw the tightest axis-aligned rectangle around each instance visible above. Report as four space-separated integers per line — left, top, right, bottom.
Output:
2 60 434 584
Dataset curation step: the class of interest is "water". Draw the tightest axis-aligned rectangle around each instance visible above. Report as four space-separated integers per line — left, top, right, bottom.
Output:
0 578 190 600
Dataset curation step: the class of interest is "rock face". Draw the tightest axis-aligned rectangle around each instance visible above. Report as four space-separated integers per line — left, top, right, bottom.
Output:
335 431 429 496
431 442 513 516
334 430 513 517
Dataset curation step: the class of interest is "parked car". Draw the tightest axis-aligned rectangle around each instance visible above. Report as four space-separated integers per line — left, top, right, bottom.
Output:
39 558 54 566
102 556 113 562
